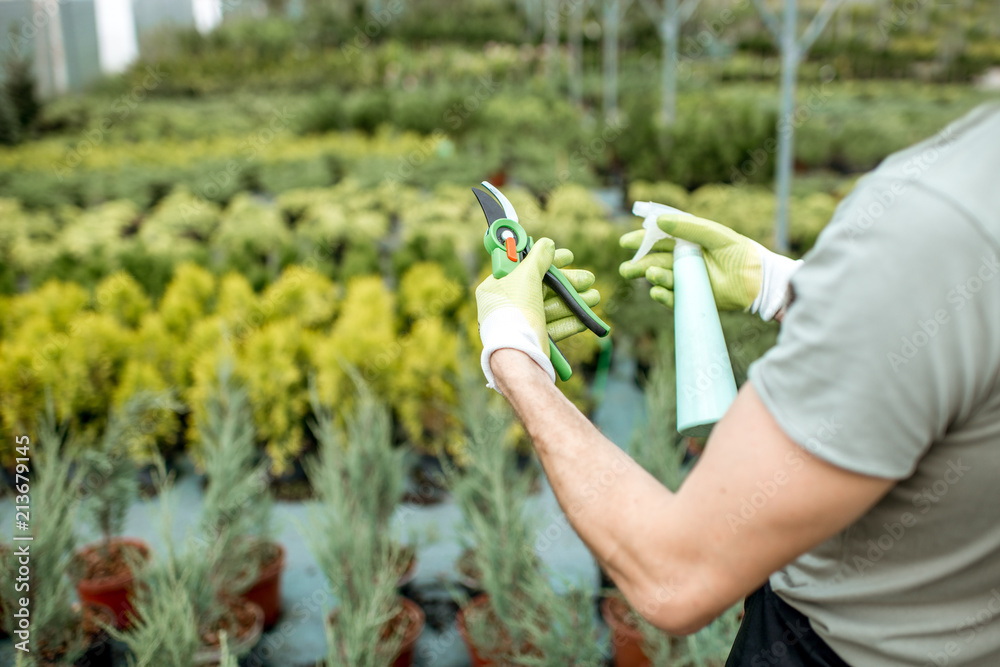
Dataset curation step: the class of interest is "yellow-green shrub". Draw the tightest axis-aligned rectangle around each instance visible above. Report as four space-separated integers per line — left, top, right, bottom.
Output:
388 315 460 455
95 272 152 328
397 262 464 321
627 180 691 210
159 263 217 337
238 318 310 472
112 359 181 462
257 266 339 328
59 200 139 260
312 276 397 408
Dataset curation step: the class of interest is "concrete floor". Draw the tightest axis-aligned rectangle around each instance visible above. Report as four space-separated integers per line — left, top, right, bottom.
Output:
0 347 644 666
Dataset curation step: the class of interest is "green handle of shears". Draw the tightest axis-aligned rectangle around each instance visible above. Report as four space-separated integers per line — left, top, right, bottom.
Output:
543 265 611 338
549 339 572 382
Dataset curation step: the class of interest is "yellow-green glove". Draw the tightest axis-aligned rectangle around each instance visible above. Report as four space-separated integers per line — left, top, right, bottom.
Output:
619 211 800 320
477 238 556 390
546 247 600 342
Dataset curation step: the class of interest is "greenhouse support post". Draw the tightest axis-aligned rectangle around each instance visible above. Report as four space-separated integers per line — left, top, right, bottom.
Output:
569 0 585 105
750 0 843 252
639 0 701 127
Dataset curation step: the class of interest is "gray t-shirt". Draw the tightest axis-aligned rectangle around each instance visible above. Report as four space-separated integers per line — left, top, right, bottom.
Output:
749 103 1000 666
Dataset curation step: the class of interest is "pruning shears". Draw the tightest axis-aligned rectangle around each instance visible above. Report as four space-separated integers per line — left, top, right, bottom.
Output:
473 181 611 382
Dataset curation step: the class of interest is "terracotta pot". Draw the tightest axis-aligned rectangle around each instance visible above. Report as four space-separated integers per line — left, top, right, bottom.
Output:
456 595 495 667
391 597 425 667
193 600 265 666
327 596 425 667
240 541 286 629
36 604 115 667
75 537 151 630
601 596 650 667
456 594 537 667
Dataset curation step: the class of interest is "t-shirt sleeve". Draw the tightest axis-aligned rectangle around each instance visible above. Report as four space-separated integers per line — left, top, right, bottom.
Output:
748 179 1000 479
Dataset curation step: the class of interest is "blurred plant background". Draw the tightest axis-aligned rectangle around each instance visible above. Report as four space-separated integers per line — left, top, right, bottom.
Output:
0 0 996 663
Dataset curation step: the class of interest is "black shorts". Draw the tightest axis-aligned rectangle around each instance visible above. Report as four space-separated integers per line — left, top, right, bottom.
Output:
726 583 851 667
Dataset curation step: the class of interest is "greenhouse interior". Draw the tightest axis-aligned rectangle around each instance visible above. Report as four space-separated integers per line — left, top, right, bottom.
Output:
1 0 999 665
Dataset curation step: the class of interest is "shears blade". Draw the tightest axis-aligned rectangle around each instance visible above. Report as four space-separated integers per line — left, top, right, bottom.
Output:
472 186 507 227
480 181 518 222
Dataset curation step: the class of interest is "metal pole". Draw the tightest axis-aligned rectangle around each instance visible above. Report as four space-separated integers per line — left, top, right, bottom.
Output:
603 0 619 122
570 0 584 105
774 0 797 253
661 0 678 127
544 0 560 80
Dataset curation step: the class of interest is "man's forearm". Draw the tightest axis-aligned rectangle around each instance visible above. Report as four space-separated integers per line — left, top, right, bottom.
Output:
490 349 681 602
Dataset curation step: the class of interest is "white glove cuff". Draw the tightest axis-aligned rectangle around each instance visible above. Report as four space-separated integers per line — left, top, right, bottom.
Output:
750 244 802 322
479 307 556 393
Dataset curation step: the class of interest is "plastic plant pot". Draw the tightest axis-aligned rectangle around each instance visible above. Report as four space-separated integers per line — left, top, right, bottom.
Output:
391 597 426 667
327 596 425 667
74 538 151 630
193 600 265 666
456 594 538 667
601 596 650 667
240 541 286 629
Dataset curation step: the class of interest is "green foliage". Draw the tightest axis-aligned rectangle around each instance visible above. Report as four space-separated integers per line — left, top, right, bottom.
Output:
445 367 539 655
0 50 41 145
79 391 179 549
304 373 410 666
308 369 407 527
1 400 84 660
114 462 258 666
198 358 274 592
631 333 685 493
506 583 606 667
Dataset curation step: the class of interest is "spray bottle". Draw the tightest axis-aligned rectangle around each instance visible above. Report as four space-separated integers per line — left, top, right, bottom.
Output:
631 201 737 437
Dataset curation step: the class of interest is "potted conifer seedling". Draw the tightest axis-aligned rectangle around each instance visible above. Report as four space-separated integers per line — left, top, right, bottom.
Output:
74 392 176 629
1 401 115 665
603 336 743 666
305 374 425 666
199 359 285 629
113 461 265 666
503 577 607 667
446 370 542 666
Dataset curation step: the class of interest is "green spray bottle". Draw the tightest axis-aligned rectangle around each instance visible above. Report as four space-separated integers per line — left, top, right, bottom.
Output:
631 201 737 437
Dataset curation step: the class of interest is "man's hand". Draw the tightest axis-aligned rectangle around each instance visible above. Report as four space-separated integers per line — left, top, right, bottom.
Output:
619 211 800 321
546 248 600 342
476 238 556 390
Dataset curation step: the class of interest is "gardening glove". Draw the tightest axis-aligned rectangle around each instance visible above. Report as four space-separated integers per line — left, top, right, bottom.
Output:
545 247 600 343
476 238 556 391
619 206 801 321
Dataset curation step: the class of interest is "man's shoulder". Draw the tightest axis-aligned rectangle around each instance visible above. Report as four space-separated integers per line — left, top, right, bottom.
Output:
859 102 1000 248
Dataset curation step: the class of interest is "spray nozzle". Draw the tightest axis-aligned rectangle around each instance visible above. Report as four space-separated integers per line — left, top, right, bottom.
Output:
630 201 695 264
